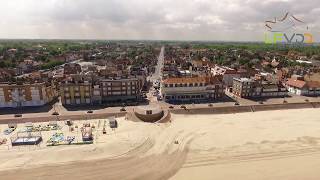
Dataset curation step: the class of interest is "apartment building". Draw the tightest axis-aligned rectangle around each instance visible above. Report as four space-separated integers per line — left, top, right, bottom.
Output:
0 82 57 108
232 78 262 98
100 77 143 103
161 76 224 103
261 82 288 97
232 78 287 98
60 81 92 105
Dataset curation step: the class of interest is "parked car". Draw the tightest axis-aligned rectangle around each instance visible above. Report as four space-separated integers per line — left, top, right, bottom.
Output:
52 112 59 116
14 114 22 117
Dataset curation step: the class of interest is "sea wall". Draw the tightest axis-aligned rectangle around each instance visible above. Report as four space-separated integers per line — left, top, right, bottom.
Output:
170 102 319 115
0 102 319 125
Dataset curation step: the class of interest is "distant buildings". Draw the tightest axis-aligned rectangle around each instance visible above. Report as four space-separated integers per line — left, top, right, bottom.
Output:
63 63 82 75
211 66 241 87
161 76 224 103
0 82 57 108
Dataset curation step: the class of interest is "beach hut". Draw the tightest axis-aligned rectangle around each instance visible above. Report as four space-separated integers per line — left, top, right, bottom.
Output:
108 117 118 129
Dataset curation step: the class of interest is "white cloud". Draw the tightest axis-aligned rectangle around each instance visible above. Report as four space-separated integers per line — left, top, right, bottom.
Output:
0 0 319 41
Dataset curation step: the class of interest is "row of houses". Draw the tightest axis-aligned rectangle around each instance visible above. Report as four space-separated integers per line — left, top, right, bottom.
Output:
0 74 145 108
160 66 320 103
231 75 320 99
286 76 320 96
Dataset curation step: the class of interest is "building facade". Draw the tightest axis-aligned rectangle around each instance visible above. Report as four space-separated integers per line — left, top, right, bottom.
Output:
60 81 92 105
0 82 57 108
161 76 224 103
232 78 288 98
100 77 142 103
232 78 262 98
286 78 320 96
60 76 144 106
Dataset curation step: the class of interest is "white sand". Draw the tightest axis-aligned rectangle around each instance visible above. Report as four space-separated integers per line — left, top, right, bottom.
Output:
0 108 320 180
0 117 160 170
169 108 320 180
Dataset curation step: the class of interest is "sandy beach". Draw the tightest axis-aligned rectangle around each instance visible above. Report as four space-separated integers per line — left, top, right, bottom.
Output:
0 108 320 179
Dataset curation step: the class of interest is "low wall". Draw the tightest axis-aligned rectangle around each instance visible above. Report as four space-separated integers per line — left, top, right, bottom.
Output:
157 110 171 123
170 105 252 115
134 110 164 123
311 102 320 108
170 102 319 115
1 102 318 125
252 103 314 112
0 112 126 125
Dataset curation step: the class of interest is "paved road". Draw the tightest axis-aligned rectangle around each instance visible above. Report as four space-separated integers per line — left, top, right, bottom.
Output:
149 46 164 83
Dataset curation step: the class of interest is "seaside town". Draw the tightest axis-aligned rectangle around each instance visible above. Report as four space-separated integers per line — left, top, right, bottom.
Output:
2 0 320 179
1 41 320 109
0 40 320 179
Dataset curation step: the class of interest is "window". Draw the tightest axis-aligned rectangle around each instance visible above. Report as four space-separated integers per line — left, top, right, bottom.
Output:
85 98 90 103
66 99 71 104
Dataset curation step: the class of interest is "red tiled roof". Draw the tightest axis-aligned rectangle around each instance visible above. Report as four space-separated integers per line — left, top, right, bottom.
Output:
286 78 306 89
163 76 222 84
163 77 206 84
